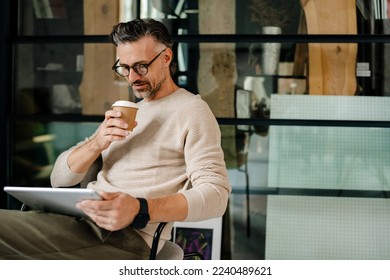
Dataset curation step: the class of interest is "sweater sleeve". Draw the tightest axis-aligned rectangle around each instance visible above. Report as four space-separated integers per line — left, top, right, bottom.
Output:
50 134 96 188
180 98 232 221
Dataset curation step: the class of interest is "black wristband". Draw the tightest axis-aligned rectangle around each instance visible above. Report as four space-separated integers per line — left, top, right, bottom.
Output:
131 198 150 229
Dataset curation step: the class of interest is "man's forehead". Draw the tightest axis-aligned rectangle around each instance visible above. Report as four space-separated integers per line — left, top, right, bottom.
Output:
120 37 161 52
116 40 163 64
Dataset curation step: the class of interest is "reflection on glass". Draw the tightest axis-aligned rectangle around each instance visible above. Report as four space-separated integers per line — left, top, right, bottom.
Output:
15 43 131 116
269 125 390 191
222 125 270 192
269 95 390 191
11 121 99 187
17 0 390 37
15 40 390 119
15 43 84 114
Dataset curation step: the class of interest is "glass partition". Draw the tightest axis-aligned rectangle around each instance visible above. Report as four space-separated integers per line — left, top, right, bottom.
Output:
14 41 390 119
10 121 99 187
17 0 390 36
7 0 390 260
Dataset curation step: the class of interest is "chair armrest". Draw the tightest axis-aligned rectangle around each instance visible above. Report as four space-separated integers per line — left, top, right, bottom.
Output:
149 222 168 260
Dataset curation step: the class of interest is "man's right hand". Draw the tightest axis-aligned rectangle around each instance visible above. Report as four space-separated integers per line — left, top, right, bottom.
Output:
93 110 131 151
67 109 136 174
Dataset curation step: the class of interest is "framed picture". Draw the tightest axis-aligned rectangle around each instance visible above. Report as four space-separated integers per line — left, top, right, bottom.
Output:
173 217 222 260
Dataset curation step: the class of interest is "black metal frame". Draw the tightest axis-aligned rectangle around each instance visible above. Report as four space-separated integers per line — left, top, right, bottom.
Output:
149 222 168 260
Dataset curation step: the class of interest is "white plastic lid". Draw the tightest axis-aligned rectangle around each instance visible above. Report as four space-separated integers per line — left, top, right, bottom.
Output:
112 100 138 109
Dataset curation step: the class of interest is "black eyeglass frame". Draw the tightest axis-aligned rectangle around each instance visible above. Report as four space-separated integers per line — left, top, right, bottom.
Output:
112 48 167 77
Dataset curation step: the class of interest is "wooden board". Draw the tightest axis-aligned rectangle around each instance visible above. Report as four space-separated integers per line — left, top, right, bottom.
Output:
79 0 130 115
301 0 357 95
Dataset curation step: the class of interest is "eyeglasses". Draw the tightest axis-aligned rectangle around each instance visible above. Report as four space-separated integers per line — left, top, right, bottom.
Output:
112 48 167 77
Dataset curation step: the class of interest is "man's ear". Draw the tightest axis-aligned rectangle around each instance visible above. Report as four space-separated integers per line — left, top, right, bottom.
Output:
164 47 173 64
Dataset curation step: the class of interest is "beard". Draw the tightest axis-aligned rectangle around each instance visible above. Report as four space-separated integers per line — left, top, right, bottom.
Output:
132 77 165 100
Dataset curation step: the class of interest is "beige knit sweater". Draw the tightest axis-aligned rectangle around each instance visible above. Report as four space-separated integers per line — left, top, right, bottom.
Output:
50 88 231 247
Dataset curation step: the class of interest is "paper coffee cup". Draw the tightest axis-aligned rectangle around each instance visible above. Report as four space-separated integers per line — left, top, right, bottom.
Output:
112 100 139 131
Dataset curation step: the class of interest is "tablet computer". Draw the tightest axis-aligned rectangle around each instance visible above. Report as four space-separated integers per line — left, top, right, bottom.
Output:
4 186 102 217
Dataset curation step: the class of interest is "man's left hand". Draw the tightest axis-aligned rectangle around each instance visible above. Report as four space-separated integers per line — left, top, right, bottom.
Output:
76 191 139 231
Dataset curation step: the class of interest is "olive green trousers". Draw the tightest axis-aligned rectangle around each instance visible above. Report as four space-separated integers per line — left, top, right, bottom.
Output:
0 209 150 260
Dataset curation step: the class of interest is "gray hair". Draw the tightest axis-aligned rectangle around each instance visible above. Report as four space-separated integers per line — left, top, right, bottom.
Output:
109 18 176 75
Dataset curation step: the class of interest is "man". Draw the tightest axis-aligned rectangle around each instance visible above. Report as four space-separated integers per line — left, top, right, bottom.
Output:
0 18 231 259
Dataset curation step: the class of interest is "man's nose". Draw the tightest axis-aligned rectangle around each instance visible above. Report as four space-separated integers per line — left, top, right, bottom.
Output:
126 68 142 84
